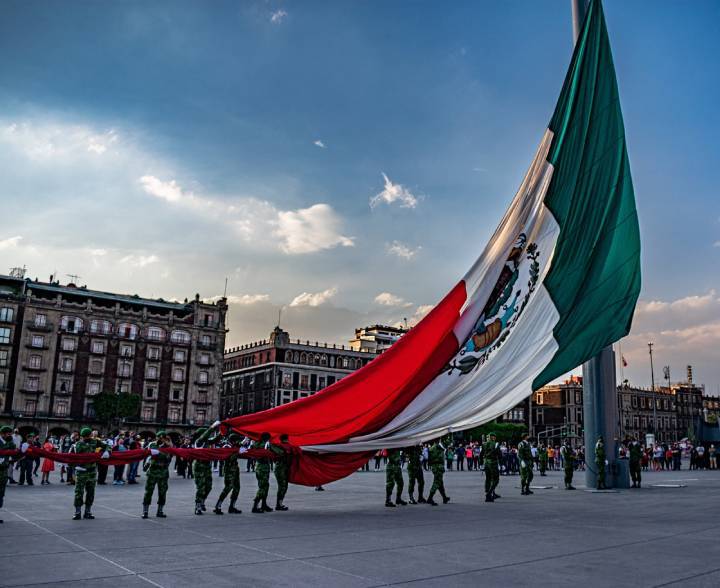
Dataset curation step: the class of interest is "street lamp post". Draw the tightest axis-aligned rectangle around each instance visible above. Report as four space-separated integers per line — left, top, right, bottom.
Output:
648 342 657 438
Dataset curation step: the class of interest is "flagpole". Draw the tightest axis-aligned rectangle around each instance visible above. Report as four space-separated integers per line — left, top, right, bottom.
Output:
572 0 624 489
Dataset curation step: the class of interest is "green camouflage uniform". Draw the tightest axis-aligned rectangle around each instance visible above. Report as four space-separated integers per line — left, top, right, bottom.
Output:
385 449 404 501
253 440 271 501
518 439 534 493
143 441 170 506
483 440 501 495
538 446 548 475
0 435 17 512
193 428 216 504
406 446 424 500
428 444 446 497
595 439 606 489
270 444 289 506
219 452 241 504
628 442 642 487
73 438 109 508
561 444 575 488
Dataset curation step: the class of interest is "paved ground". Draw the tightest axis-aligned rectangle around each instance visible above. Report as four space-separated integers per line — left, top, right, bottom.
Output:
1 465 719 587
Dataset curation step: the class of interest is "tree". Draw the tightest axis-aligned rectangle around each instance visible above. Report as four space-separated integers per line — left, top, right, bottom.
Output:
464 421 528 444
92 392 141 428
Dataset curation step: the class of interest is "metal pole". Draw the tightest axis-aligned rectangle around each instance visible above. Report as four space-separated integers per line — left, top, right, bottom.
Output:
648 342 657 436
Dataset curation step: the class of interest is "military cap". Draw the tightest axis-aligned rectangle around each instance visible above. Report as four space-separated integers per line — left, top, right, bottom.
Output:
80 427 92 437
156 430 167 438
0 425 12 433
488 432 497 437
228 433 241 443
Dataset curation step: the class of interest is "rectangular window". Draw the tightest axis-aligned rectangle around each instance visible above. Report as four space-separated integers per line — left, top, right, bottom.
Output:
0 327 12 344
300 374 309 390
282 372 292 388
0 349 8 367
29 354 42 369
174 349 186 362
201 334 211 346
142 406 154 421
0 372 5 389
148 346 161 360
172 368 184 382
145 387 155 399
172 388 181 401
198 370 209 384
199 353 210 365
195 409 206 425
118 362 132 377
120 345 133 358
169 408 180 423
197 391 208 404
146 365 159 379
62 338 75 352
62 357 73 371
25 399 37 414
58 378 72 394
86 403 96 418
118 382 130 394
92 341 105 354
90 359 103 375
318 376 326 390
25 376 39 391
88 381 101 395
0 307 13 322
55 402 68 417
327 376 336 386
34 314 47 327
147 327 164 341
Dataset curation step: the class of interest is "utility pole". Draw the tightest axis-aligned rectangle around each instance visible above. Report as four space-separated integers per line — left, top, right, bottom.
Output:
648 342 657 438
573 0 622 488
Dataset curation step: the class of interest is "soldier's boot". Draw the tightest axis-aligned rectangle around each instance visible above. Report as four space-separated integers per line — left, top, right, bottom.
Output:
408 492 417 505
492 491 501 499
395 493 407 506
213 500 224 515
195 501 204 515
228 502 241 514
426 492 437 506
252 498 264 514
201 502 207 512
83 507 95 520
261 499 273 512
72 506 82 520
485 492 494 503
417 494 426 503
567 483 576 490
156 506 167 518
441 491 450 504
526 485 534 495
142 504 149 519
275 500 289 511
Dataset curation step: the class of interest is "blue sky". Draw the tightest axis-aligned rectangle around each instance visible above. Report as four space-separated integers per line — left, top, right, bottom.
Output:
1 1 718 390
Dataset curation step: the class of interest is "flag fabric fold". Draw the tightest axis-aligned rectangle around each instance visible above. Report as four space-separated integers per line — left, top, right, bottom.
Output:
224 0 641 486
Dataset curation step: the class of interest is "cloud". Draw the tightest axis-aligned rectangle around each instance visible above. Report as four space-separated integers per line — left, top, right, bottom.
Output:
276 203 354 254
714 241 720 248
370 173 419 209
270 10 287 24
290 287 338 307
226 294 271 305
411 304 434 324
140 175 188 203
386 240 421 260
313 139 326 149
1 122 119 160
0 236 22 250
374 292 412 307
120 254 160 267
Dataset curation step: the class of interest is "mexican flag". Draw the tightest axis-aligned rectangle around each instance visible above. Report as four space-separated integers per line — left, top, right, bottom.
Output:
224 0 641 484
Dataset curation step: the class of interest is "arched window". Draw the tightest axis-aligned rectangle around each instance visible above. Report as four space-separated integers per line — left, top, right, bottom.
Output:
293 351 300 363
300 352 307 364
90 319 112 335
170 330 191 345
145 326 166 342
320 354 328 367
117 323 139 340
61 316 84 333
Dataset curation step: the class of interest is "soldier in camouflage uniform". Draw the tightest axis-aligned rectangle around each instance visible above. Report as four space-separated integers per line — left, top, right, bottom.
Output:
1 425 18 524
560 439 576 490
518 433 534 495
595 436 607 490
628 437 642 488
384 448 406 507
72 427 111 520
538 443 548 476
193 421 220 515
483 433 501 502
406 445 425 504
271 434 290 511
252 432 273 513
426 440 450 506
214 434 243 515
142 430 172 519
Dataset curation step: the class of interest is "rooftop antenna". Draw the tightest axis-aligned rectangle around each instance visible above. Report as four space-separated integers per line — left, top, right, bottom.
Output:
9 265 27 279
66 273 81 284
223 277 228 298
277 306 283 328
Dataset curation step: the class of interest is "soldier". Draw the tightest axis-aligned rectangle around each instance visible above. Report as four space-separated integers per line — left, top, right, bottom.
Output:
1 425 18 524
628 437 642 488
560 439 576 490
252 432 273 513
406 445 425 504
538 443 548 476
595 435 607 490
426 440 450 506
142 430 172 519
518 433 534 495
214 434 244 515
271 434 290 511
193 421 220 515
384 448 406 507
72 428 111 520
17 432 35 485
483 433 501 502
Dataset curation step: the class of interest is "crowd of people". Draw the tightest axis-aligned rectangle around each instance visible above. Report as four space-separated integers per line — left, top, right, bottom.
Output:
1 423 717 524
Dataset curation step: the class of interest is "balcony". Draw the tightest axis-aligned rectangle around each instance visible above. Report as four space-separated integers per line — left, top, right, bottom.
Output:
90 347 106 356
55 387 72 396
192 398 211 406
173 355 187 364
26 321 53 332
117 372 133 379
196 359 215 367
145 374 160 382
58 366 75 374
23 364 46 372
119 351 135 359
197 341 217 351
195 380 214 387
20 388 44 395
25 342 49 350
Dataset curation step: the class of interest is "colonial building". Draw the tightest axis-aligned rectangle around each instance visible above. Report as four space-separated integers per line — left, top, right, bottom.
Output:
0 274 227 436
618 384 678 441
530 376 585 445
222 326 375 417
348 324 407 354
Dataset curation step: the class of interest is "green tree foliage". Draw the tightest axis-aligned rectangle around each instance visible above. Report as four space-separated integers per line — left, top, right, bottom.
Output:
92 392 141 425
464 421 528 444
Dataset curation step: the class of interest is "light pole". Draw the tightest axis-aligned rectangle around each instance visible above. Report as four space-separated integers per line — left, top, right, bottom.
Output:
648 342 657 438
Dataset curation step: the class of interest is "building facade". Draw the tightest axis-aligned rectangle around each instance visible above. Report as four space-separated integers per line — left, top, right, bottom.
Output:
0 274 227 436
222 326 376 417
531 376 585 445
348 324 407 354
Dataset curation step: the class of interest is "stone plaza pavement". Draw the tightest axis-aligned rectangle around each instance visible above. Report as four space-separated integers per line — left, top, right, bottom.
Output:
1 466 719 587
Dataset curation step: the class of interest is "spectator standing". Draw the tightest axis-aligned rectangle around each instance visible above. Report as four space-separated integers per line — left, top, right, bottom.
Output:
455 444 465 471
40 437 56 484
